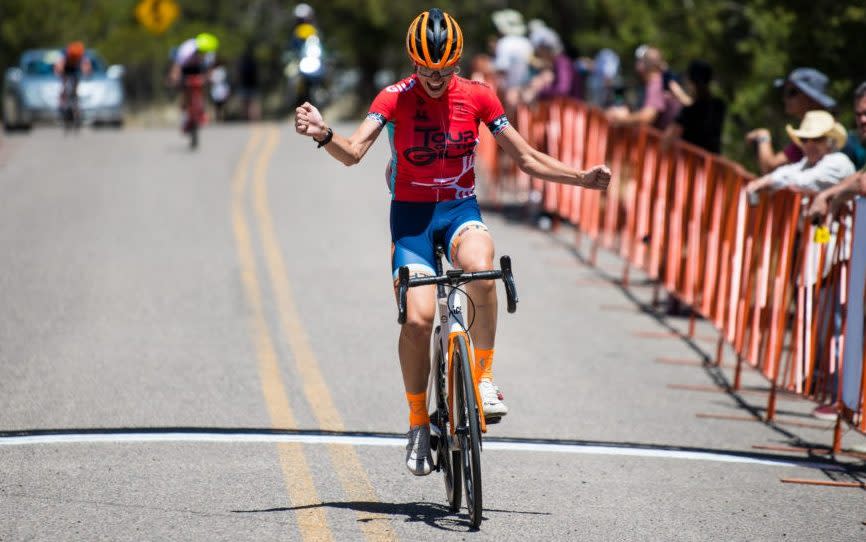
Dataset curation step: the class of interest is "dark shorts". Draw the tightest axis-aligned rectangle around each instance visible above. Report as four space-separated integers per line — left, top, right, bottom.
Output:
390 196 487 279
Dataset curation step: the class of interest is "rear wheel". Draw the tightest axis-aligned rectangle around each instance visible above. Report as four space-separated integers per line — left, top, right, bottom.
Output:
189 122 199 149
453 334 482 528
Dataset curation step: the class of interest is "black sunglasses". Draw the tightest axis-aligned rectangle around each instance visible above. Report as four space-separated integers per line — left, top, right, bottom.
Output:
783 86 801 99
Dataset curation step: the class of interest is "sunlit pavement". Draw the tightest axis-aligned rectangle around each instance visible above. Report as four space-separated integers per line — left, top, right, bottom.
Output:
0 124 863 541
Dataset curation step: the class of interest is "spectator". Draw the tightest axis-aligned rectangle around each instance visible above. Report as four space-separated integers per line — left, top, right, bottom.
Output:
470 53 495 83
521 23 581 102
809 82 866 217
664 60 726 153
491 9 533 111
585 48 621 107
745 110 854 195
842 81 866 169
209 57 230 122
746 68 835 174
605 45 682 130
237 44 260 121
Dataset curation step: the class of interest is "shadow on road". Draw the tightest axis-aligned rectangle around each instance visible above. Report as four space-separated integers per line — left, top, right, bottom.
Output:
231 500 550 532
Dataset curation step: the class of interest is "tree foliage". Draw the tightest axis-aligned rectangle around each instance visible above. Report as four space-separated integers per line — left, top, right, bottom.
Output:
1 0 862 161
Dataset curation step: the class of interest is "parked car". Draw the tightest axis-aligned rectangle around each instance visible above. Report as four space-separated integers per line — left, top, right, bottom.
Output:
2 48 125 131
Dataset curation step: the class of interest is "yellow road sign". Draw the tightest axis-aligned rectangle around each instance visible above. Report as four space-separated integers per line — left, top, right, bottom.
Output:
135 0 180 35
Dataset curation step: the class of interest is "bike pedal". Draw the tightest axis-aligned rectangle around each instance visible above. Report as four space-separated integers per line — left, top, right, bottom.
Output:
484 416 502 424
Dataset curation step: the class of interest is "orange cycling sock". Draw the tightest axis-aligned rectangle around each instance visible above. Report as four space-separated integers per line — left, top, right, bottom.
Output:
474 347 495 382
406 391 429 427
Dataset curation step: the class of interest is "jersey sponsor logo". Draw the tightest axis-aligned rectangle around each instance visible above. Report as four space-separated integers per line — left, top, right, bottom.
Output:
454 102 470 114
409 155 477 199
404 127 477 166
385 78 416 93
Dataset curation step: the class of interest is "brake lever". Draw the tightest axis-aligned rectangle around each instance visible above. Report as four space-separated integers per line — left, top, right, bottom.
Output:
500 255 518 313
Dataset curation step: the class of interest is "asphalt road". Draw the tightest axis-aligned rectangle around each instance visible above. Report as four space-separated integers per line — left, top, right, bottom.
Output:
0 124 864 541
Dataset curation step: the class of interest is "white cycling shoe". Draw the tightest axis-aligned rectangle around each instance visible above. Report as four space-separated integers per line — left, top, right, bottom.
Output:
479 379 508 419
405 424 435 476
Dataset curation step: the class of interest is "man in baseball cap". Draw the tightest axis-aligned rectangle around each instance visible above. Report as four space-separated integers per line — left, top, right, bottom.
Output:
747 67 836 174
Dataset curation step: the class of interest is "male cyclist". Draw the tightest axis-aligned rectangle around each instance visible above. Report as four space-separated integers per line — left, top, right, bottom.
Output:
54 41 92 118
169 33 219 130
295 8 610 476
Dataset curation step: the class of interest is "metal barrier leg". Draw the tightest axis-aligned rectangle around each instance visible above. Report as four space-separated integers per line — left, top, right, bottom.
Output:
715 336 724 367
766 383 778 422
621 261 630 288
733 355 744 391
832 412 843 454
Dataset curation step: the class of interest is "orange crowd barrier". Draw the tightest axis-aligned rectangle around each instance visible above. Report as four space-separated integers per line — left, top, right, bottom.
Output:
476 97 866 451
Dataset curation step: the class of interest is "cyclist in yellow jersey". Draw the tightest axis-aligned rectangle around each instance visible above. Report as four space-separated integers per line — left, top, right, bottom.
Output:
295 8 611 476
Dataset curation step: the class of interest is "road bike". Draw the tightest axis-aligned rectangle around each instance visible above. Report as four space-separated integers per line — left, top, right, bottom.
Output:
59 75 81 132
182 74 206 149
397 245 518 528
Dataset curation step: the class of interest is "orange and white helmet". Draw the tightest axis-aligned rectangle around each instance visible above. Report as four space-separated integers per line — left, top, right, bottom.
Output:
405 8 463 70
66 41 85 61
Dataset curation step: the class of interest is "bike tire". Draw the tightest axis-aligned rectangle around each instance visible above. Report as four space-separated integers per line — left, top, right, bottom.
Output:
190 124 199 149
434 334 461 512
454 334 482 528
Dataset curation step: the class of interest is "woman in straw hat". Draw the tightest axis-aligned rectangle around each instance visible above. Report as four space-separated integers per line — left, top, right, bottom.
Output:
746 110 855 195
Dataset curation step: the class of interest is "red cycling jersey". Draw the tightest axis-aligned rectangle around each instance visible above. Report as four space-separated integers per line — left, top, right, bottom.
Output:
367 75 510 202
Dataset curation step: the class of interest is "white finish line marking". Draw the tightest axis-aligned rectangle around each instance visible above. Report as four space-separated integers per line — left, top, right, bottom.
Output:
0 432 845 471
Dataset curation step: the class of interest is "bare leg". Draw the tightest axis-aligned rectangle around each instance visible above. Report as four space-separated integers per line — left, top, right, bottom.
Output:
452 230 497 349
396 283 436 394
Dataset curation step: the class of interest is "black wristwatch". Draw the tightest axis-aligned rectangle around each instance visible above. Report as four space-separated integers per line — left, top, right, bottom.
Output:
314 127 333 148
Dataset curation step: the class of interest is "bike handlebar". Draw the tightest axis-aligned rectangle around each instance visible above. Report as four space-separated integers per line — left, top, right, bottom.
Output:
397 256 519 324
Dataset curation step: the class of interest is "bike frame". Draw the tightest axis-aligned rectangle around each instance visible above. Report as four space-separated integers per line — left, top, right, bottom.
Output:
436 284 487 438
431 276 489 439
183 75 206 128
397 246 517 528
397 246 518 437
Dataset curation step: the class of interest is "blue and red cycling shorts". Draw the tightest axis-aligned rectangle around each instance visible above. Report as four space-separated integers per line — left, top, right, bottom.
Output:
390 196 487 279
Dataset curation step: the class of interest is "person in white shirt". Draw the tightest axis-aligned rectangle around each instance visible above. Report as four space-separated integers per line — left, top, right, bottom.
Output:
491 9 533 110
746 110 855 195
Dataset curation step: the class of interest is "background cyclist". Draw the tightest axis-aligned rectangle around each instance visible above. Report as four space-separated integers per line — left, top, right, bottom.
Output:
294 8 610 476
169 33 219 130
54 41 92 116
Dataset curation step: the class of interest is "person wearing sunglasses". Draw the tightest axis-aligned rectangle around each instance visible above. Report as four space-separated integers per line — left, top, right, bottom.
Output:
745 110 854 195
746 68 836 174
808 82 866 221
295 8 611 476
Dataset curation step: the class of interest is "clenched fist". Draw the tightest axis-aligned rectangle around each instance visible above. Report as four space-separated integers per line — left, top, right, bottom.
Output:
294 102 328 140
580 165 612 191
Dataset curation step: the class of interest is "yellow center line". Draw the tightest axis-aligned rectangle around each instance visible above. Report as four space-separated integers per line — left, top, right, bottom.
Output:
252 125 398 541
232 126 334 542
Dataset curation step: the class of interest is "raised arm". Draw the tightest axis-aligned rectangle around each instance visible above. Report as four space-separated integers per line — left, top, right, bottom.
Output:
494 125 610 190
295 102 383 166
745 128 789 174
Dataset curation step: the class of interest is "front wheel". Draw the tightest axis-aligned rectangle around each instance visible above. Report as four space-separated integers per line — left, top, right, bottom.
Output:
432 331 461 512
453 334 483 528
